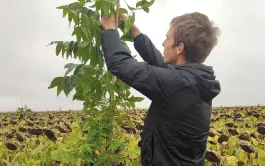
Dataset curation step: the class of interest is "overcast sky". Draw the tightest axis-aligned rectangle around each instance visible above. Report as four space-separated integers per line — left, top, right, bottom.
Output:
1 0 265 112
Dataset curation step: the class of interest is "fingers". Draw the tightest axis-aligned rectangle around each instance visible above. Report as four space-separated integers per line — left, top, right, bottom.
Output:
101 14 116 30
101 14 115 20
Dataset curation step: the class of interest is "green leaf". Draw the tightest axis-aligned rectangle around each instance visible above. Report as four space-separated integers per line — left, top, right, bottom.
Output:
68 1 84 7
110 3 116 13
51 151 61 161
131 13 136 27
64 63 78 76
63 8 68 17
119 21 125 32
90 47 99 67
85 144 92 155
108 141 122 152
105 0 116 5
133 148 141 156
73 41 78 55
225 156 237 166
83 81 92 94
250 137 258 146
130 101 136 109
119 8 128 15
63 77 72 96
131 160 140 166
70 10 80 24
61 152 71 163
56 84 62 96
95 0 102 11
258 153 265 166
0 151 3 159
132 96 144 102
142 0 155 7
64 41 70 48
125 101 131 109
56 42 63 56
68 41 75 55
78 0 85 5
124 12 135 34
143 6 150 13
101 1 110 16
73 64 84 75
94 158 107 166
66 49 71 59
136 1 142 7
146 0 155 7
72 26 81 43
81 27 89 41
236 147 248 164
79 40 89 47
94 80 103 100
62 47 66 57
121 35 133 42
68 10 73 23
57 5 66 10
48 77 64 89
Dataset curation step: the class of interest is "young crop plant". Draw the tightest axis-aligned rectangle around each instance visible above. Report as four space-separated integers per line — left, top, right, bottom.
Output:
47 0 155 165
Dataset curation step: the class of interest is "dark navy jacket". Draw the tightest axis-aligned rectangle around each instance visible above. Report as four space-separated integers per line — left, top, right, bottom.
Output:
101 29 221 166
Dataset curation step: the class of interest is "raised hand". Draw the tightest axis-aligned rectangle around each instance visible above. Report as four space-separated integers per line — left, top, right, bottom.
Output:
101 14 116 30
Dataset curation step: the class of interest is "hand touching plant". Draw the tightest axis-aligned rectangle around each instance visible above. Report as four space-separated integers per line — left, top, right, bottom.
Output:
101 14 116 30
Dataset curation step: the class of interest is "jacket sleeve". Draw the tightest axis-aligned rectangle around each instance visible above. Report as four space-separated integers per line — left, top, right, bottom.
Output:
133 33 172 68
101 29 174 102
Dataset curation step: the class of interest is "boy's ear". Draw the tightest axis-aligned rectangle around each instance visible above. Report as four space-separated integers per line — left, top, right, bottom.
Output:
175 43 185 55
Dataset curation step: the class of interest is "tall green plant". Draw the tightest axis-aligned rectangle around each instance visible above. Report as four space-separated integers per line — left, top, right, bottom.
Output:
47 0 155 165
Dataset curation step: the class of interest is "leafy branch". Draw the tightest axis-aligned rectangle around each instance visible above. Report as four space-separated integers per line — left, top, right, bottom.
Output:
46 0 155 165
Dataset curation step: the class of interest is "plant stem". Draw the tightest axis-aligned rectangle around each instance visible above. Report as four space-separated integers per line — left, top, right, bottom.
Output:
115 0 120 30
247 153 250 165
109 0 120 107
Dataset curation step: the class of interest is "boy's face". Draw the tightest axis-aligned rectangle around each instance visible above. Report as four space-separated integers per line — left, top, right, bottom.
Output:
162 28 185 66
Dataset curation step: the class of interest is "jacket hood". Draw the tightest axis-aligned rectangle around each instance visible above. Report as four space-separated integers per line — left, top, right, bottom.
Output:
176 63 221 100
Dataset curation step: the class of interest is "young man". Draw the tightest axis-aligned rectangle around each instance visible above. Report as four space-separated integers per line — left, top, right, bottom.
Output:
101 12 221 166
